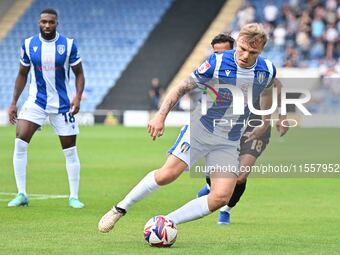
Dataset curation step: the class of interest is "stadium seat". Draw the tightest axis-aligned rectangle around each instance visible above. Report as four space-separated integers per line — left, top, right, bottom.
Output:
0 0 173 112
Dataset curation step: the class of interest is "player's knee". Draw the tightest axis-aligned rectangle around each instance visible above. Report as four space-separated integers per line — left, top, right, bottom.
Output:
209 192 231 211
155 167 179 186
15 131 31 143
60 136 76 149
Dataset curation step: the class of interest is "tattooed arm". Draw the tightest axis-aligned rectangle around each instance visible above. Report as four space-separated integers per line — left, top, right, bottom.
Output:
148 77 198 140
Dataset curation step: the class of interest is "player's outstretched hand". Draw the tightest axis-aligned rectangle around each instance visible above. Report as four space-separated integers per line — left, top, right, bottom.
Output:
70 97 81 116
148 113 165 141
244 123 269 143
276 115 289 137
8 104 17 125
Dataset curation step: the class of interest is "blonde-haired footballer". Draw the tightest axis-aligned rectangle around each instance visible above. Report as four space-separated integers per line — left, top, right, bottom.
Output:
197 31 288 224
98 23 279 232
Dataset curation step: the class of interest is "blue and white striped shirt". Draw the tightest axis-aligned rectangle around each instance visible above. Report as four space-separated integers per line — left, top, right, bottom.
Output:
191 49 276 143
20 32 81 113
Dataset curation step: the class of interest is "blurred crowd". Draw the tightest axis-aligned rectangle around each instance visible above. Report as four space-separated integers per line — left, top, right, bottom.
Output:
226 0 340 113
229 0 339 70
174 1 340 113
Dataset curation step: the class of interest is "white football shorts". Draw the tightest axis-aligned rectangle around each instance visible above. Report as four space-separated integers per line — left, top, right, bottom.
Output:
168 125 240 176
18 101 79 136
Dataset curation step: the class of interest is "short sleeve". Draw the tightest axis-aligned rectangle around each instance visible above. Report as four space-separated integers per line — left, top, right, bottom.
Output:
20 42 30 66
265 60 276 89
190 54 216 89
69 40 82 66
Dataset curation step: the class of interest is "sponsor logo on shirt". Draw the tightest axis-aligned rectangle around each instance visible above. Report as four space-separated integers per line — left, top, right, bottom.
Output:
197 61 211 74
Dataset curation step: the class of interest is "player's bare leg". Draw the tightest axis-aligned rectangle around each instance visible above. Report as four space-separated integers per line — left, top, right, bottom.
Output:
98 155 187 233
197 153 257 224
8 120 40 207
59 135 84 208
217 154 255 223
154 155 187 185
166 172 237 224
16 119 40 143
238 154 256 184
208 175 237 212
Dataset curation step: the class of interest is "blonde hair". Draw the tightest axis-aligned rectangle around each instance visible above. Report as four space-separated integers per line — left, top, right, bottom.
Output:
238 23 268 48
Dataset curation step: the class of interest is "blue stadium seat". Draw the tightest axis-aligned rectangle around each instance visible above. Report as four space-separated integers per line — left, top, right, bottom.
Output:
0 0 173 111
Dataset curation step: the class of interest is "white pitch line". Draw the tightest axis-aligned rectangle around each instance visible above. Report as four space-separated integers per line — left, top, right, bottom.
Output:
0 192 68 200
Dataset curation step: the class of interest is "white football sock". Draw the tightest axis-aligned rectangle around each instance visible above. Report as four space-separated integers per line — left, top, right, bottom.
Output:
117 170 159 211
220 205 231 213
167 195 211 224
63 146 80 199
13 138 28 196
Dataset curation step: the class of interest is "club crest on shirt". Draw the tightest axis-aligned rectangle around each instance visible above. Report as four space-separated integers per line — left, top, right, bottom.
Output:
57 45 65 55
180 142 191 153
197 60 211 74
256 71 266 84
33 46 38 52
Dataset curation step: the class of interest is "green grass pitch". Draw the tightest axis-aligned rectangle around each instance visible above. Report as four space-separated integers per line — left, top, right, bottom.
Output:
0 125 339 255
